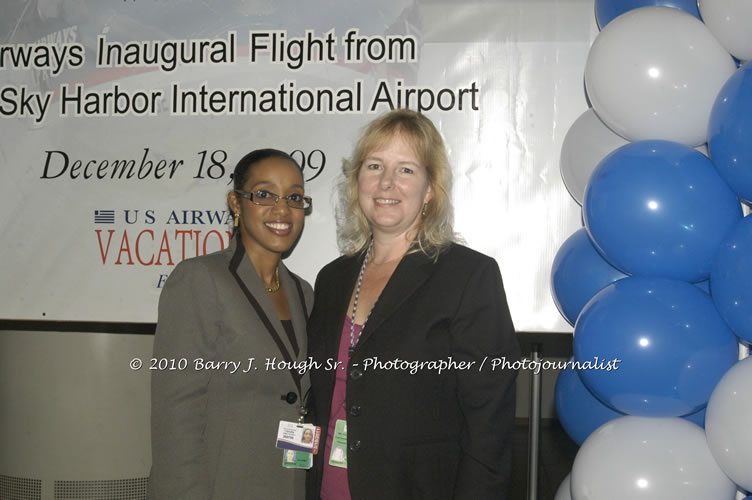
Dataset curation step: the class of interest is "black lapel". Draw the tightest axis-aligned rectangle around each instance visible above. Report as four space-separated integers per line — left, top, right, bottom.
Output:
228 240 302 395
355 250 435 349
324 254 363 358
283 267 306 358
289 272 308 316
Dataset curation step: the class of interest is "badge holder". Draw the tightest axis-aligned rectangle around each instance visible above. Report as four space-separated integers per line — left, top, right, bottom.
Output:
276 421 321 470
328 419 348 468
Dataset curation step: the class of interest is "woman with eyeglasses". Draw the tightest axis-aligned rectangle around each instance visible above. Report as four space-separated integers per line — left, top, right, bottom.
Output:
149 149 314 499
306 110 520 499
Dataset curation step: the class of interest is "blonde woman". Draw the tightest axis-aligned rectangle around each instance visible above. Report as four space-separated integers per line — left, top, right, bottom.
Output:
307 110 520 499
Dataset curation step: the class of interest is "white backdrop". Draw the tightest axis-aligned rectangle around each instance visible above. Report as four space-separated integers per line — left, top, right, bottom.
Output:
0 0 594 331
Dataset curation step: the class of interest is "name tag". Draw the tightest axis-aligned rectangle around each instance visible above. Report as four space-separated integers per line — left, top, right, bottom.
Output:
328 419 348 468
282 449 313 469
276 420 320 455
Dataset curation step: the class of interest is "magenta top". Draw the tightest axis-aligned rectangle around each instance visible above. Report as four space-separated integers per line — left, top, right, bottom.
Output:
319 316 361 500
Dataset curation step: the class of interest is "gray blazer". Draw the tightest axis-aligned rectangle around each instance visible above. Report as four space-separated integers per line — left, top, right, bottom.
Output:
148 237 313 500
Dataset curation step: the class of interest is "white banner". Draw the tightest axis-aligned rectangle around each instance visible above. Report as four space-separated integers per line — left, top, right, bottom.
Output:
0 0 594 331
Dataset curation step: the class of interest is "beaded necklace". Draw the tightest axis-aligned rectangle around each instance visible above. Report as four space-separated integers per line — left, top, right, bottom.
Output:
349 239 374 350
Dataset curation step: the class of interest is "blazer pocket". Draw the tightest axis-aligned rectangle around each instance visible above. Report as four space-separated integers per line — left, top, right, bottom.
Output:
402 434 454 447
399 437 459 499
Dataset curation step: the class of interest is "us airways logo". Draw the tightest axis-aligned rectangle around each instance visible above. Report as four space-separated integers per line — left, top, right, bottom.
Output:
94 209 233 287
94 209 231 226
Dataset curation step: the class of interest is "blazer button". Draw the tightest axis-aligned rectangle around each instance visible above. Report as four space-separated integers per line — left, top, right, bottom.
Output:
281 392 297 404
349 405 361 417
350 368 363 380
349 440 361 452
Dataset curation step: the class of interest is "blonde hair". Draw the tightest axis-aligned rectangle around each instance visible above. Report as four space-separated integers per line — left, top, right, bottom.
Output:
337 109 456 260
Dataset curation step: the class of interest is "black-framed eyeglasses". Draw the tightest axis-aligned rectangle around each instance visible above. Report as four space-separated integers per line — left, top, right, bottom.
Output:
234 189 312 210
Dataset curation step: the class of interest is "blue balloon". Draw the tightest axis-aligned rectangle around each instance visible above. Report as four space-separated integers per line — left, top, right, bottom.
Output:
711 215 752 342
708 63 752 204
682 406 706 428
555 358 624 445
694 279 710 295
595 0 701 29
551 228 628 326
574 277 738 416
584 140 742 282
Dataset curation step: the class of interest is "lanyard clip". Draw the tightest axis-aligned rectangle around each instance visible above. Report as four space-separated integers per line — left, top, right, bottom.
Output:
297 405 309 423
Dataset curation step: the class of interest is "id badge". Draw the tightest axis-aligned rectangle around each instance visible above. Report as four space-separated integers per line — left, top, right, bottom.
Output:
282 449 313 469
328 419 348 469
276 421 320 454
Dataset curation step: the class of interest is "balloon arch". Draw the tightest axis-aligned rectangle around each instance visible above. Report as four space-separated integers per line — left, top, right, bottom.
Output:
551 1 752 499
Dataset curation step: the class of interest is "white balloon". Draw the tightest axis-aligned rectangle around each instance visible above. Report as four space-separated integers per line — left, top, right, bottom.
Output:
585 6 736 146
560 109 629 205
699 0 752 62
571 416 736 500
705 356 752 492
555 473 572 500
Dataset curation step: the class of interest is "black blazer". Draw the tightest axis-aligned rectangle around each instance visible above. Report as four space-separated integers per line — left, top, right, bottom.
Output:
306 243 520 500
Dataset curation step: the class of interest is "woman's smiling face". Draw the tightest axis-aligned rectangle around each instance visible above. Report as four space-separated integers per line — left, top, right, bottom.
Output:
357 131 433 240
229 157 305 257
